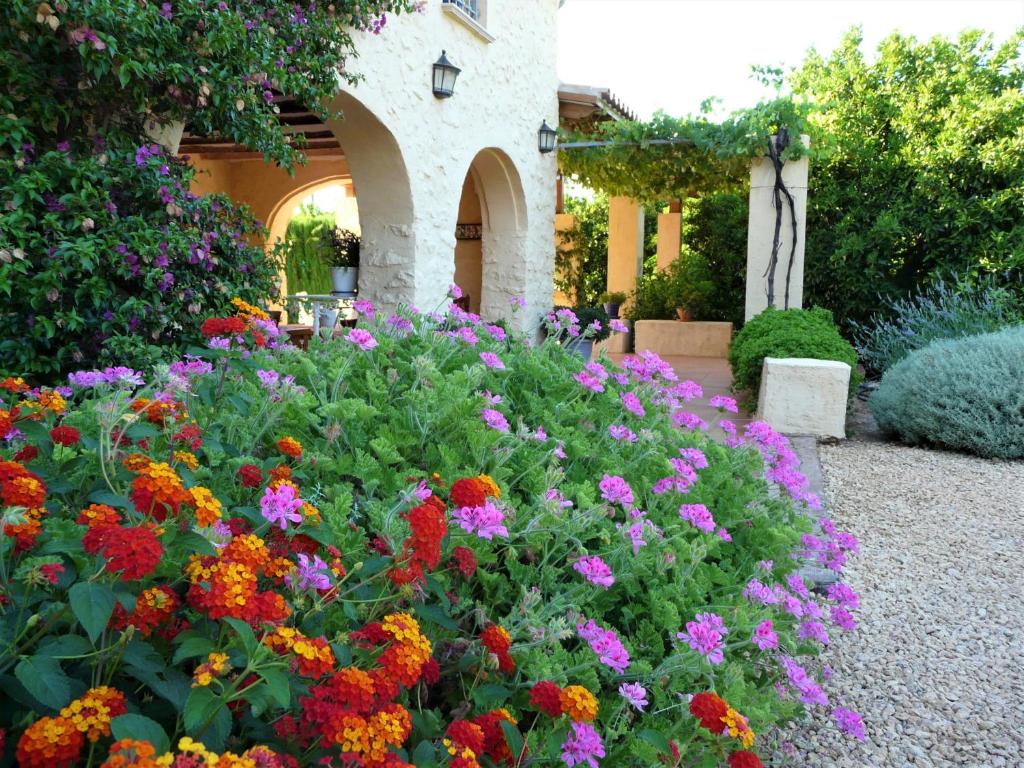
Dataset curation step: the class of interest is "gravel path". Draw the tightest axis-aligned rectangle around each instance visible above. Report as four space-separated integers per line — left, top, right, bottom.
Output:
781 441 1024 767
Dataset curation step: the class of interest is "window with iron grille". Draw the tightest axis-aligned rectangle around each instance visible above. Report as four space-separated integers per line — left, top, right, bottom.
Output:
442 0 481 22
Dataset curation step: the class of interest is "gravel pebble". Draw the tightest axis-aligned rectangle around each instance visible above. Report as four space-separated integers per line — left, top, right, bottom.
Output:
777 441 1024 767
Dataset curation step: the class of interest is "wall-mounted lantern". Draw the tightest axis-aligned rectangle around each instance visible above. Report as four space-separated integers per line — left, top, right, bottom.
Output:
432 50 461 98
538 120 557 153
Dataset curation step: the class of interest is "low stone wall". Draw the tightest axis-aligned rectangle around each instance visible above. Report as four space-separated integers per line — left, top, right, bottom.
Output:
633 320 733 358
757 357 851 438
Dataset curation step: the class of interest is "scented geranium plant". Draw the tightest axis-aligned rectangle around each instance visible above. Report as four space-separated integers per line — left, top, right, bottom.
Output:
0 300 863 767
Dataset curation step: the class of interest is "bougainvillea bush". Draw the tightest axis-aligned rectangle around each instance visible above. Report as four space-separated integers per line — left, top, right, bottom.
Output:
0 299 863 767
0 144 279 380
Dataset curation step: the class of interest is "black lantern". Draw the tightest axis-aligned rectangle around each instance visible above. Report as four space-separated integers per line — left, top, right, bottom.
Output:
432 50 460 99
538 120 557 153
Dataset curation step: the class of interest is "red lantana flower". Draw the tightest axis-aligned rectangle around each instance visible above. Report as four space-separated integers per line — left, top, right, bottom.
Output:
237 463 263 488
449 477 487 508
13 444 37 463
690 692 729 733
446 720 486 756
49 425 80 446
529 681 564 717
200 316 246 338
727 751 765 768
451 546 477 579
86 524 163 581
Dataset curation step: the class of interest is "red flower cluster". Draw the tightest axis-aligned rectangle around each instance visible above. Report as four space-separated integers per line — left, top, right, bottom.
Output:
237 463 263 488
480 624 515 674
390 495 448 585
276 436 303 458
129 461 189 520
172 422 203 451
727 751 765 768
470 710 521 766
129 397 184 427
528 681 564 717
49 425 80 446
82 523 163 581
449 475 501 508
200 316 246 338
690 692 729 733
1 459 47 507
450 545 477 579
110 585 183 639
445 720 485 768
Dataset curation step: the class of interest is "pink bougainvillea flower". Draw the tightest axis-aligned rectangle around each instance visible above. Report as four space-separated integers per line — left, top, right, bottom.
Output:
346 328 378 351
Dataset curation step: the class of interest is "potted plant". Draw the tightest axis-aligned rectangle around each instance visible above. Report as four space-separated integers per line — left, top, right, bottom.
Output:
328 228 360 294
547 306 611 360
599 290 627 319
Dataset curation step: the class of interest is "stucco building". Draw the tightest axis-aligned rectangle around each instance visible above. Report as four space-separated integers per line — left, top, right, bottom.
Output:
183 0 561 329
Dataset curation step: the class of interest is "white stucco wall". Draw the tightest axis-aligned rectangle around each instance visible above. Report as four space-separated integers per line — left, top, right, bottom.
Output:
328 0 560 328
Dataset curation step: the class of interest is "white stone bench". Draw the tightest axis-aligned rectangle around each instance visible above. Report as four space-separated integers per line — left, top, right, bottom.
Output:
756 357 851 438
633 320 733 358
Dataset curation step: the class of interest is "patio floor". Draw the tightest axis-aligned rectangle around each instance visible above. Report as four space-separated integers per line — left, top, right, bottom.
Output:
609 353 754 439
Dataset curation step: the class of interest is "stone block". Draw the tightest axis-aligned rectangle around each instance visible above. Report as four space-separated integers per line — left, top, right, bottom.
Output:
757 357 850 438
633 320 733 358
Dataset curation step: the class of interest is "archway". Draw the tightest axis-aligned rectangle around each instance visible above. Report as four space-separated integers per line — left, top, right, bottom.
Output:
325 90 416 312
452 148 529 319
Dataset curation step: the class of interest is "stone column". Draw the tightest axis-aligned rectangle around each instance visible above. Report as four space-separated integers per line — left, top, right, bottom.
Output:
655 205 682 271
745 136 809 322
607 196 644 296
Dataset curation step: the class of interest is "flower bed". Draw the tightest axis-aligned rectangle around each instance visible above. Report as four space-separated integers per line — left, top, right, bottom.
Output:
0 300 862 767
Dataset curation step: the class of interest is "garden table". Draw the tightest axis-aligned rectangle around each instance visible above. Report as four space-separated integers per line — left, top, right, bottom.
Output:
284 293 357 338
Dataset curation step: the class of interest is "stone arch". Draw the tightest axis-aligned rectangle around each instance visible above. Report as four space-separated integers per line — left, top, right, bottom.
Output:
324 91 416 311
455 148 529 319
265 175 354 257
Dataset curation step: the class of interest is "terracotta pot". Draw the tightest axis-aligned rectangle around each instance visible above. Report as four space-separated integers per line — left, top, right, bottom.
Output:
675 307 691 322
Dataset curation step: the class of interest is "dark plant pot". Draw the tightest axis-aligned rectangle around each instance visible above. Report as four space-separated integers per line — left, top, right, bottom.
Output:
676 307 691 322
603 302 620 319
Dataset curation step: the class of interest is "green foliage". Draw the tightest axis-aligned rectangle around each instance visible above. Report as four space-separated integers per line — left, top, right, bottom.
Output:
794 29 1024 326
0 146 279 380
556 195 610 306
870 326 1024 459
680 192 749 327
852 274 1024 376
626 256 715 321
283 207 334 295
728 307 861 402
598 291 627 305
0 0 413 167
559 98 808 203
0 306 848 765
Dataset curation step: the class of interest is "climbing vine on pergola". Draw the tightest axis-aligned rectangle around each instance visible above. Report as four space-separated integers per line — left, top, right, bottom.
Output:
558 98 812 309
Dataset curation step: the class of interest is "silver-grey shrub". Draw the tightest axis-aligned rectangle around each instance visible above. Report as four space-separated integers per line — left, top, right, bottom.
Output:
852 276 1023 376
869 326 1024 459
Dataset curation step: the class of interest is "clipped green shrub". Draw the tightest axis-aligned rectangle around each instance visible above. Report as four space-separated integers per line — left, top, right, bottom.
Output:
729 307 861 403
851 274 1024 376
283 207 335 295
869 326 1024 459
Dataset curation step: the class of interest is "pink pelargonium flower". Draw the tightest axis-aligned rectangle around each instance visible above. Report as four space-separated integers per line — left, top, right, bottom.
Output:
481 408 509 432
609 318 629 334
620 390 646 417
608 424 638 442
574 370 605 393
834 707 866 740
353 299 375 319
573 555 615 588
286 553 331 591
599 474 634 506
577 618 630 672
618 682 648 712
752 619 779 650
452 500 509 540
479 351 505 369
679 503 715 533
561 721 605 768
346 328 378 351
709 394 739 413
448 283 464 299
677 612 728 665
260 484 304 531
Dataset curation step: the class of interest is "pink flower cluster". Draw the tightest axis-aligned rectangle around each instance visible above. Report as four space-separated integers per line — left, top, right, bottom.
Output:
598 474 634 506
679 503 716 534
573 555 615 588
577 618 630 673
677 612 728 665
452 500 509 540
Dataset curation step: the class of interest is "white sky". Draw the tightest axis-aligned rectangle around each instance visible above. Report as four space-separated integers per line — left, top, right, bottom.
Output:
558 0 1024 120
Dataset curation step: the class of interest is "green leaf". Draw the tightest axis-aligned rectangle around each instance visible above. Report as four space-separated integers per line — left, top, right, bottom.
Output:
68 581 116 643
413 602 458 631
223 617 258 657
87 490 132 510
111 714 170 755
411 740 437 767
259 667 290 708
472 683 511 709
183 686 220 733
38 634 93 658
499 720 524 763
173 636 216 665
638 729 673 754
15 656 73 709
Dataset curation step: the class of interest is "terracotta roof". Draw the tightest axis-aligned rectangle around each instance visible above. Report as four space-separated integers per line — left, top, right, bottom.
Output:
558 83 638 124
